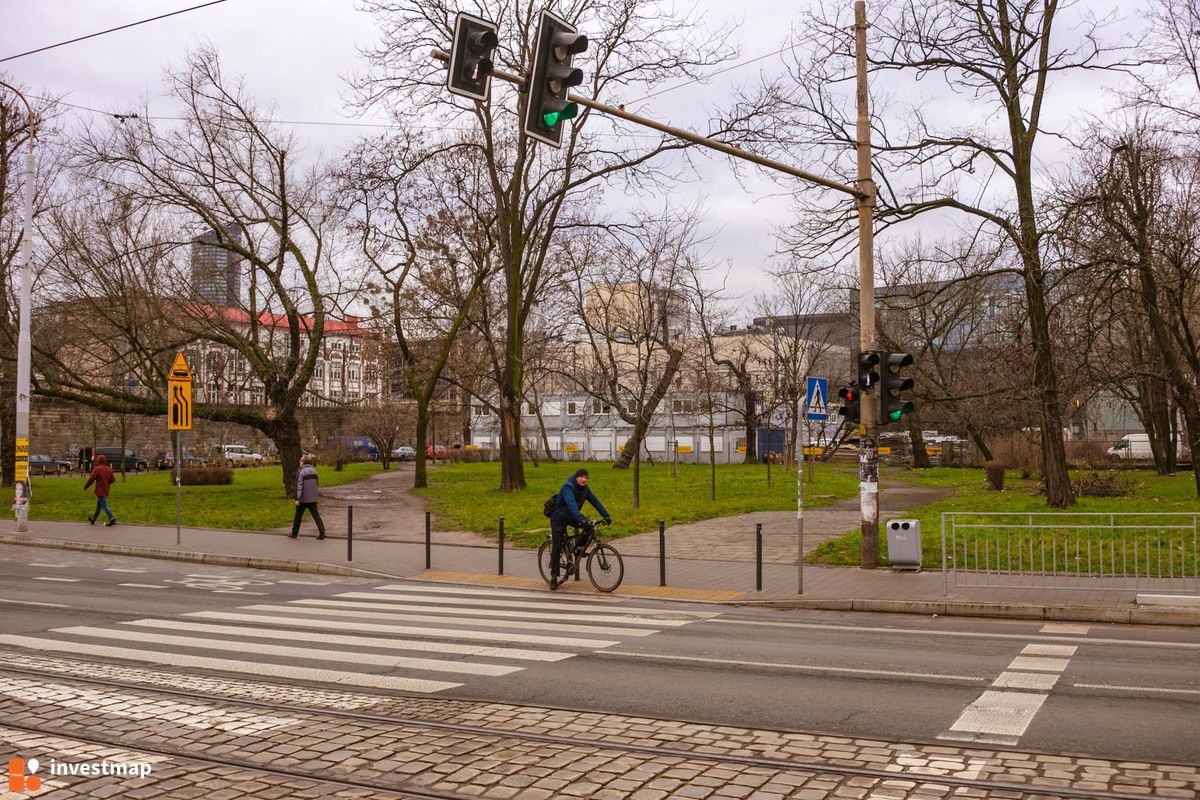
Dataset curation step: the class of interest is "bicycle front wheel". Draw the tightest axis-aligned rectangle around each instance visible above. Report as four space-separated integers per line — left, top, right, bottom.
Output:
586 543 624 593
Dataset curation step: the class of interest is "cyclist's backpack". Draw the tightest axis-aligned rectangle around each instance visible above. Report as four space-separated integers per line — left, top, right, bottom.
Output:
542 493 558 517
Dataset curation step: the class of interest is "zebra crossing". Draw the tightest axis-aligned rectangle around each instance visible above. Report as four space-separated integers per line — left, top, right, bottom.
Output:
0 582 718 693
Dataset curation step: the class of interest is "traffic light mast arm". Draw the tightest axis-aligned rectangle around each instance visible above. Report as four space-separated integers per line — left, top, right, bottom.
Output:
430 47 863 199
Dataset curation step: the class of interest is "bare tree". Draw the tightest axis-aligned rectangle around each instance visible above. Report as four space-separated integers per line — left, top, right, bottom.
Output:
563 208 710 508
353 0 768 492
37 49 342 497
343 132 495 488
768 0 1146 506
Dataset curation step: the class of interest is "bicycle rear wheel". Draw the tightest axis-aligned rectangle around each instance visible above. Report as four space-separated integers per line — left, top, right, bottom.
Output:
537 540 554 585
586 543 624 592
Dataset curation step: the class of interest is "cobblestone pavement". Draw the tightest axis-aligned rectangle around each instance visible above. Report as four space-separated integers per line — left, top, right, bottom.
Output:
1 650 1196 799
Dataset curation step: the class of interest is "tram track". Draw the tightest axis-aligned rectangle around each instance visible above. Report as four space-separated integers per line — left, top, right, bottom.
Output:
0 654 1183 800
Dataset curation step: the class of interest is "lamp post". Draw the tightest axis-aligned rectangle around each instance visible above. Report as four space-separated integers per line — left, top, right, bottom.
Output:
1 81 35 531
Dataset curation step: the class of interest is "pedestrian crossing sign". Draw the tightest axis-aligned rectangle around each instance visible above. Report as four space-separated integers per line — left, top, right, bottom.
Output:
805 377 829 421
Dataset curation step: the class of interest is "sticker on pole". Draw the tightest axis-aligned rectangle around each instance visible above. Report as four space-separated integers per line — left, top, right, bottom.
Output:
805 377 828 421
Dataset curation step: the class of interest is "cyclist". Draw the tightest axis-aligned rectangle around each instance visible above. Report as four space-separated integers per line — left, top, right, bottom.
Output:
548 468 611 590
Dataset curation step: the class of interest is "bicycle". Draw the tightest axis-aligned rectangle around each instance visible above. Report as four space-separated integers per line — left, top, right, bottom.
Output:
538 517 624 593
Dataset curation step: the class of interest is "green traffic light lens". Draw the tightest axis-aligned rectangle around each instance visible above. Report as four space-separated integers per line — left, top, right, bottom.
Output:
887 402 915 422
543 102 578 127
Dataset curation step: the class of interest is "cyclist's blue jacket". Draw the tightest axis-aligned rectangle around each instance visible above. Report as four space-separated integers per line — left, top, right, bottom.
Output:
554 469 609 523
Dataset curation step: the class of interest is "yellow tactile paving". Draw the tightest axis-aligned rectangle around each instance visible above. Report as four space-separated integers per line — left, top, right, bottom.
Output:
415 570 744 602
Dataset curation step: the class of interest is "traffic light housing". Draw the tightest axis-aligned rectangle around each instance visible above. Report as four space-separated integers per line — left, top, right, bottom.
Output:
857 350 880 391
837 385 860 425
523 9 588 147
447 12 499 101
880 351 915 423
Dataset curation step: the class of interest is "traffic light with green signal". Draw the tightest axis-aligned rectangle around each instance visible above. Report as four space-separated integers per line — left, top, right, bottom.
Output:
523 10 588 147
447 12 499 102
879 351 915 423
837 385 861 425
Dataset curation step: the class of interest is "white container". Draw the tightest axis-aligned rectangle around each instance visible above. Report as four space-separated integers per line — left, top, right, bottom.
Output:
886 519 922 571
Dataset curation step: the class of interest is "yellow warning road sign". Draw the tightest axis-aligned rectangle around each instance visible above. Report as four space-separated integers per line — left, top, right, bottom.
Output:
168 352 193 431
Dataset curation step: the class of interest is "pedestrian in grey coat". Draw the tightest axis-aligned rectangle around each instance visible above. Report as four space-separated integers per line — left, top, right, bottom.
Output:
289 454 326 539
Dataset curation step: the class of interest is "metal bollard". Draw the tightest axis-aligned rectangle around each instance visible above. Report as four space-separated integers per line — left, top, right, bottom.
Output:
658 520 666 587
755 522 763 592
347 505 353 562
498 517 505 575
425 510 431 569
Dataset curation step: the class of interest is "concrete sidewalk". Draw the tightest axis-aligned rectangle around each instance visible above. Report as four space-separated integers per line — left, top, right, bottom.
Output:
4 517 1199 625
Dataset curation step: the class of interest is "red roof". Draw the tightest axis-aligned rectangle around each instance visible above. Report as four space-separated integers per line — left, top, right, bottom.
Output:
196 305 372 337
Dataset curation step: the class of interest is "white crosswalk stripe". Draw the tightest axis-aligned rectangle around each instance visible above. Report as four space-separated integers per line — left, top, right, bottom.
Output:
1 583 718 694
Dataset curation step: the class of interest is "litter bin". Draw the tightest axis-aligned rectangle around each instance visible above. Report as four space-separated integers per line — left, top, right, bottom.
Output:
886 519 922 571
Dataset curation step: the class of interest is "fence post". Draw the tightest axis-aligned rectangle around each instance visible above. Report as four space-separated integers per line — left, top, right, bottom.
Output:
941 512 948 596
425 510 431 569
498 517 505 575
755 522 763 592
347 505 353 562
658 520 666 587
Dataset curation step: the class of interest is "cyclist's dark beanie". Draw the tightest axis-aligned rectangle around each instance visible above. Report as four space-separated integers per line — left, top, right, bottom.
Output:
572 468 589 480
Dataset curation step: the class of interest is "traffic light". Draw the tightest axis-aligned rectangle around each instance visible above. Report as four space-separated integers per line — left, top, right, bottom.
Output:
447 12 499 101
522 9 588 147
880 351 915 423
837 385 860 425
857 350 880 391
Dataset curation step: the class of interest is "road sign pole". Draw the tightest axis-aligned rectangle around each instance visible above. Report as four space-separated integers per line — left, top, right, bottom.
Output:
797 398 805 595
176 430 182 545
167 352 193 546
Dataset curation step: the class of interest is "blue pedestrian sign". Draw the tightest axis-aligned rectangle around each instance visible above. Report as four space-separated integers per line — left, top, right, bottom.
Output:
805 377 829 421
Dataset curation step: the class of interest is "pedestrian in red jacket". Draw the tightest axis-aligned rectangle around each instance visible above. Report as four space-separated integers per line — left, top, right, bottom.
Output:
83 454 117 527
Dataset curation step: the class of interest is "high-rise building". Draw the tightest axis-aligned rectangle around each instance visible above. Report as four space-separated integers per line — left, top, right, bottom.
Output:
191 225 243 306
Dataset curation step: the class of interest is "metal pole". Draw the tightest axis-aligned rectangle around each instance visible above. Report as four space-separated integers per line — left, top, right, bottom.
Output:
797 411 805 595
175 431 182 545
428 50 864 199
347 505 353 562
3 81 35 532
425 510 432 569
854 0 880 569
498 516 505 575
755 522 763 592
658 520 666 586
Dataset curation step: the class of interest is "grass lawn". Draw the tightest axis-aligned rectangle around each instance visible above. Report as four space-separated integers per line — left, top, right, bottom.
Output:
414 460 861 548
4 462 386 531
810 467 1200 570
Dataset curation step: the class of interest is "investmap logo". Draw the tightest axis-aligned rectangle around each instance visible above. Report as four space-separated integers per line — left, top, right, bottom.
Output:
7 758 41 793
7 755 153 793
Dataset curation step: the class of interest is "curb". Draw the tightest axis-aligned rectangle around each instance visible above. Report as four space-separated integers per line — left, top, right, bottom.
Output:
0 534 395 581
731 598 1200 626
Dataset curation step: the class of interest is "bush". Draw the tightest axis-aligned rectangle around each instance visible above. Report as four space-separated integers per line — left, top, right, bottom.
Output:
1074 470 1135 498
321 443 353 471
180 467 234 486
984 460 1005 491
990 433 1042 479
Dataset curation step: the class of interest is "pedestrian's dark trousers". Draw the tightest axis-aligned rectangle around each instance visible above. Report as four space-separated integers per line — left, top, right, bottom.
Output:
549 509 577 579
291 502 326 537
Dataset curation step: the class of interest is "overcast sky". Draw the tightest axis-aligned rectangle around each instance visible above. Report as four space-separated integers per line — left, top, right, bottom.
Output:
0 0 1141 310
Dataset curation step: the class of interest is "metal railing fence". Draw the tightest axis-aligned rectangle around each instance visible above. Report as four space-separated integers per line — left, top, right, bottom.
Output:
941 512 1199 594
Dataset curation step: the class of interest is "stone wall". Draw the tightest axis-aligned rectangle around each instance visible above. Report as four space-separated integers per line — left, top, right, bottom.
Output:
28 399 398 463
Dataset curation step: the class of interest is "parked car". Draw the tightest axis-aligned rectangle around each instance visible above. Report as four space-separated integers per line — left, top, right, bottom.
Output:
216 444 264 466
391 445 416 461
93 446 149 472
154 450 204 470
28 454 72 475
325 436 380 461
426 444 449 459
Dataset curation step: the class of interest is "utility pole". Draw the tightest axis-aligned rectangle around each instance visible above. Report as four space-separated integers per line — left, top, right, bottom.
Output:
2 80 36 533
853 1 880 568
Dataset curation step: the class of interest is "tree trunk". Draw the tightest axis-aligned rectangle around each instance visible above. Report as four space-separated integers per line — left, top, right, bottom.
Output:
910 424 932 468
498 393 525 491
709 416 717 501
742 390 757 465
413 401 429 488
632 448 641 510
966 425 993 463
273 416 303 499
1023 271 1074 507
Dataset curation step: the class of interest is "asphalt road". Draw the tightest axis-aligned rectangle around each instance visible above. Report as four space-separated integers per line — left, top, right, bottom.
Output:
2 543 1197 765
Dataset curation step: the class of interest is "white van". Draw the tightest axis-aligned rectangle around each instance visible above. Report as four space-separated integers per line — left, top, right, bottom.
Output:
1107 433 1192 465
